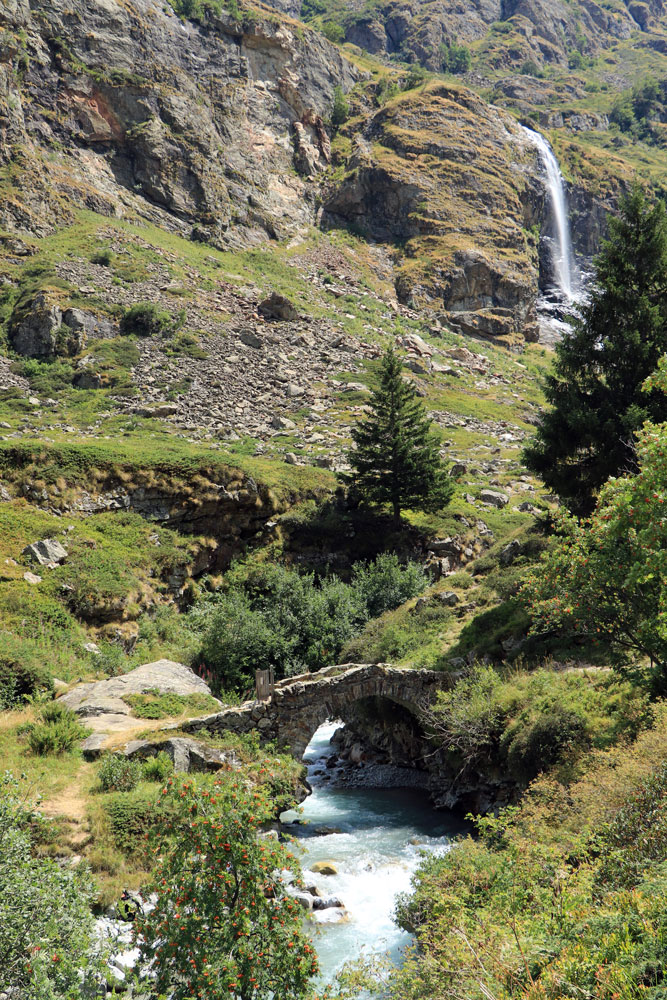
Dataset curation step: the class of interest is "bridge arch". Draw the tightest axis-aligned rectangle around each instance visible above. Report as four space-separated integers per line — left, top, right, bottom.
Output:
183 663 450 758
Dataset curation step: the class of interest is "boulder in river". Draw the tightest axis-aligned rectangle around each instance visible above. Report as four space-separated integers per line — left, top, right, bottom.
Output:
310 860 339 875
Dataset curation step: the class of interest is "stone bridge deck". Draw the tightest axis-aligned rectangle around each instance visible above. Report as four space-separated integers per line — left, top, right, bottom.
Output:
182 662 450 757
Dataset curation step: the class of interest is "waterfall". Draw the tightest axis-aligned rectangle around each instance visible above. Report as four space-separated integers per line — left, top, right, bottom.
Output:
522 126 575 301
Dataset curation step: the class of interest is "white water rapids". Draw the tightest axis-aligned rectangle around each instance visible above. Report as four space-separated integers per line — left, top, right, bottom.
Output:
282 721 468 988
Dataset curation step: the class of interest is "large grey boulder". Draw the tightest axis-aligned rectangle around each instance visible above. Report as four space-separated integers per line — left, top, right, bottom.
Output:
59 659 216 717
11 293 85 358
479 489 510 508
258 292 300 321
122 736 239 773
23 538 68 566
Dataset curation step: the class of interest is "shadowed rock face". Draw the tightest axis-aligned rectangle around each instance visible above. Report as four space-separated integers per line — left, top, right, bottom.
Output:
183 662 450 757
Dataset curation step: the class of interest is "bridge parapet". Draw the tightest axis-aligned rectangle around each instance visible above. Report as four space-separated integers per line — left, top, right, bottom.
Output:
182 663 451 757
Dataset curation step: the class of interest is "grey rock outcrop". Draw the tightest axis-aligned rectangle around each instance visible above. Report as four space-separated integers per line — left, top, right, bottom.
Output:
11 292 84 359
122 736 240 773
0 0 362 246
23 537 68 566
60 659 216 717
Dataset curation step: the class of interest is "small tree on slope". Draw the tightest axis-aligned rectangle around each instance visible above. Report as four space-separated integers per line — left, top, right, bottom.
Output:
523 185 667 514
346 347 453 525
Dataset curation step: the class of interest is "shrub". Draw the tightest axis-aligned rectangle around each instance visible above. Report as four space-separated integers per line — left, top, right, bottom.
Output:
0 639 49 710
0 772 103 997
123 690 220 719
331 84 349 127
441 42 471 73
27 703 89 756
104 790 172 857
142 751 174 783
90 248 114 266
191 556 428 692
322 20 344 43
98 754 142 792
135 776 319 999
352 553 426 618
500 706 588 782
119 302 183 338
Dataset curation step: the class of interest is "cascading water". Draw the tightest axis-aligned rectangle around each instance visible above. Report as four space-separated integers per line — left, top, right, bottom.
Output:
522 125 576 302
282 721 468 989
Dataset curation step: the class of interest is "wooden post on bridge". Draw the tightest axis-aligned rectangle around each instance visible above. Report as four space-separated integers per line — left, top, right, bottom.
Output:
255 667 275 701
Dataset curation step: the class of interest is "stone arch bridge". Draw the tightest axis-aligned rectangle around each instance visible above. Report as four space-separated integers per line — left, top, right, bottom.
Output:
182 663 450 758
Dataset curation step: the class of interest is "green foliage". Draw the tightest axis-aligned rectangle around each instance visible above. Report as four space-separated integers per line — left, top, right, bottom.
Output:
523 186 667 513
351 553 427 618
331 84 349 127
610 76 667 146
103 787 171 857
26 702 89 756
403 64 430 90
300 0 326 17
16 358 75 396
135 775 320 999
520 58 544 77
428 664 650 782
322 21 345 44
523 414 667 693
376 75 400 105
123 690 220 718
98 754 142 792
0 634 53 707
390 713 667 1000
191 556 427 692
440 42 471 74
119 302 184 338
90 248 114 266
0 772 103 999
141 751 174 783
346 348 453 524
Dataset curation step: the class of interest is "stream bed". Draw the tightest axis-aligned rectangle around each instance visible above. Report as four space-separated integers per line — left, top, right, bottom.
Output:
282 721 468 986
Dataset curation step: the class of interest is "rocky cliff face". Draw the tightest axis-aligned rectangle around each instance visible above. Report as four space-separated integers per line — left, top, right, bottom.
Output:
0 0 634 352
325 82 544 341
333 0 666 71
0 0 360 246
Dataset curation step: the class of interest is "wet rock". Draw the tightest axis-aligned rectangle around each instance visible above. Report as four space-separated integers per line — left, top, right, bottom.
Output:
312 895 344 910
310 860 338 875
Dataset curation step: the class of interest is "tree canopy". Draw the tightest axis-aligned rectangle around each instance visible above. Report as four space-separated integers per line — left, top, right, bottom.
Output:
524 185 667 513
136 774 320 1000
522 374 667 693
346 347 453 524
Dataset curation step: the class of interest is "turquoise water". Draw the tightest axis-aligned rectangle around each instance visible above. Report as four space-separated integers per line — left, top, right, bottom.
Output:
282 721 467 984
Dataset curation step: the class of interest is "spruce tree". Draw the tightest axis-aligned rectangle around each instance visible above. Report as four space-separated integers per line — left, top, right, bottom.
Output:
524 185 667 514
347 347 453 524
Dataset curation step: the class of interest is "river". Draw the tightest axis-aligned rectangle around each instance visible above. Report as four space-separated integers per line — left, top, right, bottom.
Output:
281 721 468 987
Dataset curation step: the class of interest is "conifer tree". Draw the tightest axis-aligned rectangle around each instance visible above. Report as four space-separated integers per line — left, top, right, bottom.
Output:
524 185 667 514
346 347 453 524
